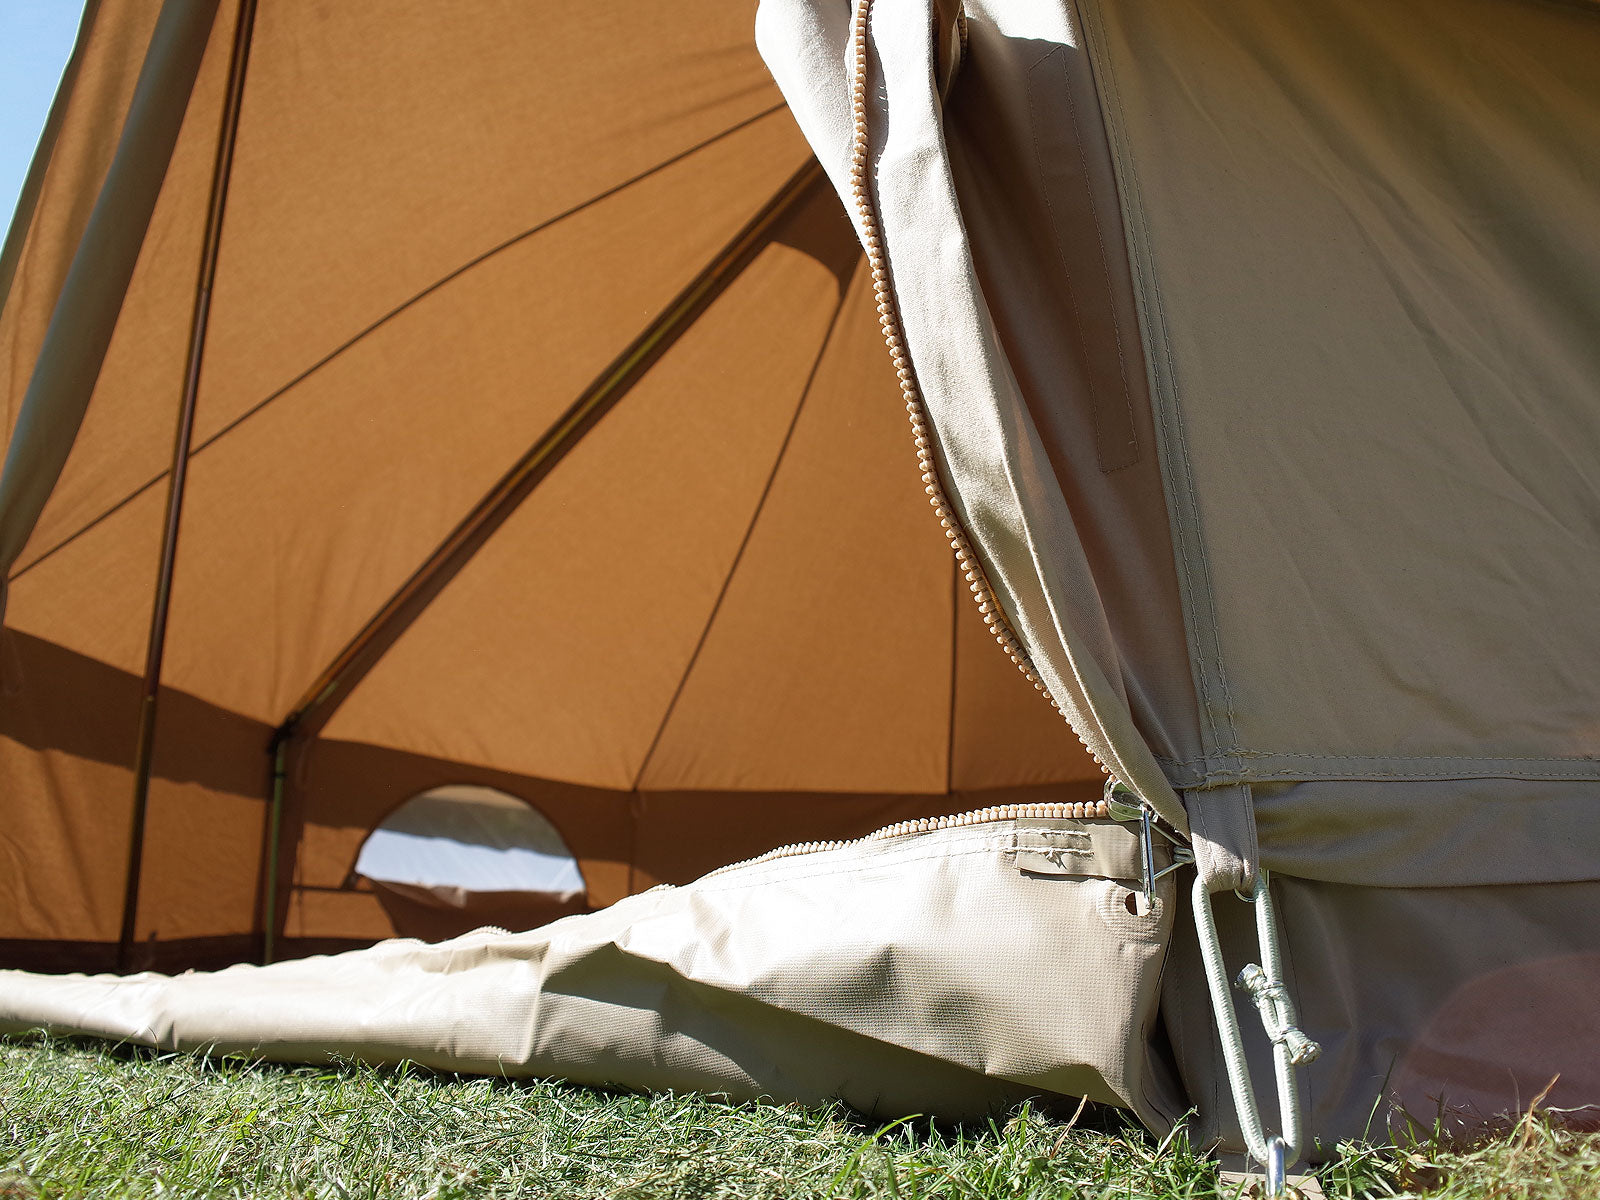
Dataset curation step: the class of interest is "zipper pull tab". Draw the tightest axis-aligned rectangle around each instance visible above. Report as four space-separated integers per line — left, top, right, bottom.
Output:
1103 778 1144 823
1103 779 1157 909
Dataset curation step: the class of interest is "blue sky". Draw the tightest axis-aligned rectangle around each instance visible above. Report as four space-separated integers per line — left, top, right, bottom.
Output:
1 3 86 238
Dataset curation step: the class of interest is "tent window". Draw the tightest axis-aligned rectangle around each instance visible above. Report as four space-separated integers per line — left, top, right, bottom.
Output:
354 785 587 939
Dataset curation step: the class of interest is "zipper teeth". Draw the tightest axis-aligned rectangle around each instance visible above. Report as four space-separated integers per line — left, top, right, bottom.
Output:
845 0 1108 776
703 799 1114 879
693 5 1131 896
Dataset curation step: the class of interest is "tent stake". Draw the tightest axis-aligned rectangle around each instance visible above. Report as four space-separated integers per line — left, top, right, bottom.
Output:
119 0 258 972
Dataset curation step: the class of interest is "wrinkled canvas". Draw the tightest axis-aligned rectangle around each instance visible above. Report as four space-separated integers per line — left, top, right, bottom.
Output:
0 818 1181 1127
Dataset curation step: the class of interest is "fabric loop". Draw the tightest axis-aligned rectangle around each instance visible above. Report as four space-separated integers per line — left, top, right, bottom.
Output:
1185 783 1259 893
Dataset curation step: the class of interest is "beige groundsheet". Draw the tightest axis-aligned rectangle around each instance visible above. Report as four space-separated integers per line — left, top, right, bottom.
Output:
0 818 1182 1128
6 820 1597 1158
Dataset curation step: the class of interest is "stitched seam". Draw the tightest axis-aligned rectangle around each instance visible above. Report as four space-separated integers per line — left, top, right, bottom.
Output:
1157 754 1600 792
1072 0 1241 765
1160 750 1600 766
1130 151 1241 761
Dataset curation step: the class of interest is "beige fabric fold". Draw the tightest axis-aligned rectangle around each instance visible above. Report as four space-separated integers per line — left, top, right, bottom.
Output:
0 0 221 615
941 8 1203 769
757 0 1188 833
0 819 1182 1127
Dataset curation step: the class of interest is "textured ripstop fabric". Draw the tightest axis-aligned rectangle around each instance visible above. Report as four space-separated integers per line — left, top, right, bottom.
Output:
1076 0 1600 788
1164 874 1600 1159
0 820 1183 1127
757 0 1188 832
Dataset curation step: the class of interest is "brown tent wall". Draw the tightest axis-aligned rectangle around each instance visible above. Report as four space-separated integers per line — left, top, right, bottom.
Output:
3 0 1598 1159
0 0 1107 973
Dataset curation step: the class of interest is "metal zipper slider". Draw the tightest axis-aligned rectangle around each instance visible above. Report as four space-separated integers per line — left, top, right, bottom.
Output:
1104 778 1194 909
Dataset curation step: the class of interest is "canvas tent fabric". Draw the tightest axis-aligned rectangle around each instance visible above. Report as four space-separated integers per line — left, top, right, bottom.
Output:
1 0 1598 1168
0 0 1105 972
768 0 1600 884
0 818 1184 1129
760 0 1600 1149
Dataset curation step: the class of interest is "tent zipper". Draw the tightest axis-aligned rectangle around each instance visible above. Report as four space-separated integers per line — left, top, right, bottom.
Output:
844 0 1109 778
696 797 1116 883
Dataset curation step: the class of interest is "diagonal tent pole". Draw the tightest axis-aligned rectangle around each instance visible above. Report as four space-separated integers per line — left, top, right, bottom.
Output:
120 0 259 972
258 159 828 962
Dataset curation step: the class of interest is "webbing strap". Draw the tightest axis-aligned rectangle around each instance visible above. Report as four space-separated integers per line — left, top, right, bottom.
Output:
1186 782 1259 892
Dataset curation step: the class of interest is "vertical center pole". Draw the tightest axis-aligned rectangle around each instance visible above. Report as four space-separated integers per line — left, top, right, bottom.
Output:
118 0 259 971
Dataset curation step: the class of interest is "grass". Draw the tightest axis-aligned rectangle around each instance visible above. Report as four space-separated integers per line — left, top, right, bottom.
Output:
1 1032 1596 1199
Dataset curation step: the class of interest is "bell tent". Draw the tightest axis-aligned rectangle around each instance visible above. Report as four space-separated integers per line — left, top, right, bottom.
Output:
2 0 1597 1177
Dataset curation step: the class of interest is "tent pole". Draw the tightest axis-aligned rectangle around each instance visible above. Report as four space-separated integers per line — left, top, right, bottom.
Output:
255 161 826 960
259 732 288 964
118 0 258 972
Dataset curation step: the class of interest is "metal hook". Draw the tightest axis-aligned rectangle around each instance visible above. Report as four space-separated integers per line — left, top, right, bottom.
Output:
1191 871 1321 1190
